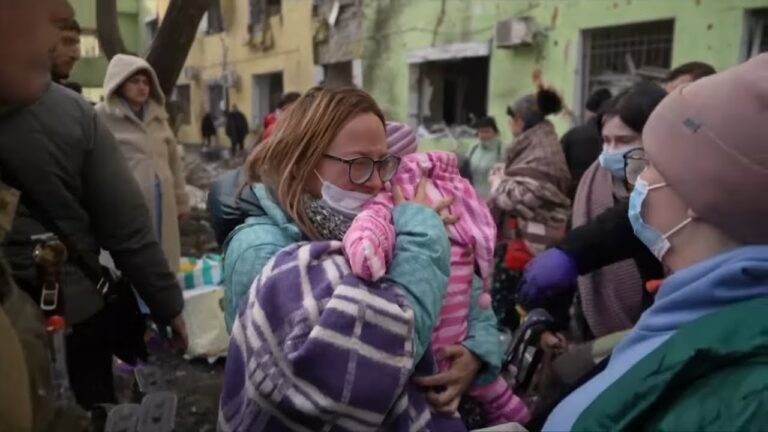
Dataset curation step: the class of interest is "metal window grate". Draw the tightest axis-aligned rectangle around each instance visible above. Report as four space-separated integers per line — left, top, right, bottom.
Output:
583 20 674 96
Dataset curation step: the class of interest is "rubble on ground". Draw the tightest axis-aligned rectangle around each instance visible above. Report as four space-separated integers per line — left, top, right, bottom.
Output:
180 145 243 257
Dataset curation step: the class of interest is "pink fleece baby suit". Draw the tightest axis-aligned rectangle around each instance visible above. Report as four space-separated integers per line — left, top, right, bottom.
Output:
343 151 529 425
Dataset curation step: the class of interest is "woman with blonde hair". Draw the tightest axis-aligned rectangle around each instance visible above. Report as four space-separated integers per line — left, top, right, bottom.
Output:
221 87 505 431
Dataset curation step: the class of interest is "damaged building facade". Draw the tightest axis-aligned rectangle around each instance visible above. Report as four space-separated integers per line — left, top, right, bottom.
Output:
155 0 767 147
350 0 768 149
162 0 316 145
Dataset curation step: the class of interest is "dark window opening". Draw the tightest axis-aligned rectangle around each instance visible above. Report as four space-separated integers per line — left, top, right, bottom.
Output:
267 0 282 17
208 83 226 123
745 9 768 60
322 61 354 88
251 72 284 126
172 85 191 126
416 56 489 127
207 0 224 34
250 0 280 33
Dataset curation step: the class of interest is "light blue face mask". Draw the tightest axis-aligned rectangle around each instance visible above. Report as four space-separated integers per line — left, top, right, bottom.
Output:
599 146 641 179
628 178 693 260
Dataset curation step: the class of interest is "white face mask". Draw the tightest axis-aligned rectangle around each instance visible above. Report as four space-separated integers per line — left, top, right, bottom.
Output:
316 172 374 219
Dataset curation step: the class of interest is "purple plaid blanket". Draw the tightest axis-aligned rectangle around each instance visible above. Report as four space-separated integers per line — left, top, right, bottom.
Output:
218 241 466 432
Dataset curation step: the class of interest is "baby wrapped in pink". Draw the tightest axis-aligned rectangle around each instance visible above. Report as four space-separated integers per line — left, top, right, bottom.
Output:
342 150 529 425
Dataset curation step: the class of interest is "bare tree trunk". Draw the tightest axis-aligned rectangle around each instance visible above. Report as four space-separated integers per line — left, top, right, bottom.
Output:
96 0 127 59
147 0 215 98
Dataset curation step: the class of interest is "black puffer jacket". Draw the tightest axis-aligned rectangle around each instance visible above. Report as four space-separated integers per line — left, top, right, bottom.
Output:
0 83 183 324
560 201 664 285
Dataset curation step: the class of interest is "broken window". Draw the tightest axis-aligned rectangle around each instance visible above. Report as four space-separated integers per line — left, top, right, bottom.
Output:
207 0 224 34
581 20 674 103
744 9 768 60
250 0 280 34
267 0 282 17
410 57 489 128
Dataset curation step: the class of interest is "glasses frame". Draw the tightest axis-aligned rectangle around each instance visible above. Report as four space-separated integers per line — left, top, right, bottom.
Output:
323 154 402 185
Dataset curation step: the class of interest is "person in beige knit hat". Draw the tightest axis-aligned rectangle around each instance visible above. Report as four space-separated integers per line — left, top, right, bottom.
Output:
543 53 768 432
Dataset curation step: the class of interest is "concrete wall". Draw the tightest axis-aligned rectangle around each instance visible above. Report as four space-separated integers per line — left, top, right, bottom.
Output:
70 0 144 89
174 0 316 145
361 0 768 148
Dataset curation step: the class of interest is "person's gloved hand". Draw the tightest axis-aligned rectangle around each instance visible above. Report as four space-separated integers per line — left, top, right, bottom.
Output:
518 248 579 307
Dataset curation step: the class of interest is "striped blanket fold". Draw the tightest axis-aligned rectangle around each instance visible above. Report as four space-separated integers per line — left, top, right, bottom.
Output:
218 241 466 432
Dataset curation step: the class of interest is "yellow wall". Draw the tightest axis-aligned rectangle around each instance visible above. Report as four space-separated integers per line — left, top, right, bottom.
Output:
172 0 315 145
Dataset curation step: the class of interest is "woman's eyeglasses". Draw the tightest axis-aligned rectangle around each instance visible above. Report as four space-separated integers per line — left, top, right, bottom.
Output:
323 154 401 185
624 147 648 185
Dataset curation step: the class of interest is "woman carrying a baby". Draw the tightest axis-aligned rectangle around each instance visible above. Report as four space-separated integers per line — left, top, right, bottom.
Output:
219 87 525 431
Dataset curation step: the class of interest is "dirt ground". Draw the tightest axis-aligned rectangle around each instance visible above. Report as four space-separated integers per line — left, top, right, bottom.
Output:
113 348 225 431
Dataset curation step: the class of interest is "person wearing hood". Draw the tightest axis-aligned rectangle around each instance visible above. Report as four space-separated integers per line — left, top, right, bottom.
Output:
544 53 768 432
96 54 190 274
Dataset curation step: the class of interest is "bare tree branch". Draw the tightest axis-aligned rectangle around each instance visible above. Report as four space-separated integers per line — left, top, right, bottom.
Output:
147 0 215 98
96 0 127 59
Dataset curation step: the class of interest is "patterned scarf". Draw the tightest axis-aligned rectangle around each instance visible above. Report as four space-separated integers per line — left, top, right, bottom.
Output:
491 120 572 227
571 162 644 337
303 196 353 241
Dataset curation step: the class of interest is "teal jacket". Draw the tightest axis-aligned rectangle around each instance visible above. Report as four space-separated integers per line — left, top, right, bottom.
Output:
557 246 768 431
574 297 768 431
223 184 502 383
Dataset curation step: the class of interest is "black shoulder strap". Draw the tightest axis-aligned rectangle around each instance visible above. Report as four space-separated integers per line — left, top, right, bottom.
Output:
27 198 105 287
1 170 105 287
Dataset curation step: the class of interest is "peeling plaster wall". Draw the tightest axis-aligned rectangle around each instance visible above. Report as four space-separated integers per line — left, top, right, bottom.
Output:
361 0 768 147
174 0 315 144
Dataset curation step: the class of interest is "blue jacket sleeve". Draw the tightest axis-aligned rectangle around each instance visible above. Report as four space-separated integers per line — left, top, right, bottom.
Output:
223 221 292 332
385 203 451 361
463 275 502 385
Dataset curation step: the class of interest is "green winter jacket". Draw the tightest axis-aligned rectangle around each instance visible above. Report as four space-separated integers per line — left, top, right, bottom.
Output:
574 296 768 431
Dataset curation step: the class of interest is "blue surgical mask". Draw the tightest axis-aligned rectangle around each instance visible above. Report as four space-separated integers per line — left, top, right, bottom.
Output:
316 172 374 219
599 146 641 179
628 178 693 260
